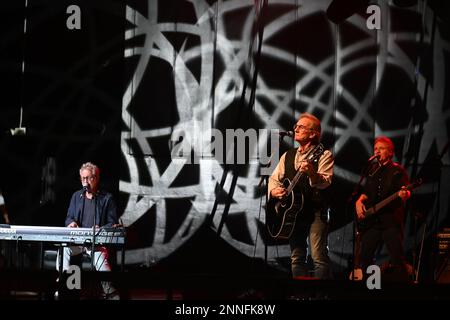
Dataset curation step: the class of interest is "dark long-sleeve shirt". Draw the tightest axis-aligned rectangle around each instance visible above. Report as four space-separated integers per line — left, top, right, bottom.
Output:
65 189 118 228
361 161 409 227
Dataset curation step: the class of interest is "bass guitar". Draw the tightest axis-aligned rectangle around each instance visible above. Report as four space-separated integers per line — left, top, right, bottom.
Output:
266 144 325 240
357 179 422 231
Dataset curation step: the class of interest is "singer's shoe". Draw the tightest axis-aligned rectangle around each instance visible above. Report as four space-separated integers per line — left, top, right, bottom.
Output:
53 277 60 300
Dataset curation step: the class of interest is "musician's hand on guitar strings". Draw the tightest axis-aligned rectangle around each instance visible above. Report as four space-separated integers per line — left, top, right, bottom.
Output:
299 160 314 176
355 194 368 219
398 186 411 201
271 186 287 199
355 201 366 219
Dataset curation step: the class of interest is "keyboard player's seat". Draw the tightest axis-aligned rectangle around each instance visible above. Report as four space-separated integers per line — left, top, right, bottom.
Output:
43 246 121 271
43 248 93 271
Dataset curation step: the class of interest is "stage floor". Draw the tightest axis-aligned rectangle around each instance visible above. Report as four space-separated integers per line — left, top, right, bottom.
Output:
1 269 450 301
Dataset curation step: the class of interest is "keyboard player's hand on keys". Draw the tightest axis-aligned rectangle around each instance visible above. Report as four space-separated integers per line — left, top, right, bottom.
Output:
67 221 78 228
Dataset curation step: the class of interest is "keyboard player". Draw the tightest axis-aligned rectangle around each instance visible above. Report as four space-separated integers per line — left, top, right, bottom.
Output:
56 162 120 299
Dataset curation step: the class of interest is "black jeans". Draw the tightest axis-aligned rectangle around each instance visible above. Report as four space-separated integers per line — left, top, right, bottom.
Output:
359 224 406 270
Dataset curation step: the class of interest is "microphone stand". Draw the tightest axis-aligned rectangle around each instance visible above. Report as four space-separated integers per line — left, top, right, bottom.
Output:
66 188 86 278
91 193 97 272
87 192 97 299
259 174 269 266
347 173 364 281
58 188 86 294
347 158 380 280
258 146 276 265
259 134 287 265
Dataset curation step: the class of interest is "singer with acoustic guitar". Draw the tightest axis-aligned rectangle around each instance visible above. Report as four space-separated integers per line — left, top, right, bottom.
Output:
355 136 411 281
268 113 334 279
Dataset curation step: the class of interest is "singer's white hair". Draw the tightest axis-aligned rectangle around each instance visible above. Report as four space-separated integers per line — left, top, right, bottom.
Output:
299 112 322 143
79 162 100 177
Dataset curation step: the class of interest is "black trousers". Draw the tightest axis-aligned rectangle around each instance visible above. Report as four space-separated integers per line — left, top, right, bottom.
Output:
359 223 406 270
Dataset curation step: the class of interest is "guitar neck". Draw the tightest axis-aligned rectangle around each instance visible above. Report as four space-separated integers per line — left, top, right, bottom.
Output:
362 180 421 221
286 170 304 194
366 192 398 216
284 144 324 195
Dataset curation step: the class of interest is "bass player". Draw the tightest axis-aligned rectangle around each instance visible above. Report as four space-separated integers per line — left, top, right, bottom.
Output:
355 136 411 281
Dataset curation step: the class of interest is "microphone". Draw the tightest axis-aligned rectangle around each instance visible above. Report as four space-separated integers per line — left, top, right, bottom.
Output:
366 155 382 177
368 154 380 162
80 185 89 198
279 130 294 137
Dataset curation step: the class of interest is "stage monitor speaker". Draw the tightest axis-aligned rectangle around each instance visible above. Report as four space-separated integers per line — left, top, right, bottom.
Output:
436 261 450 283
436 230 450 283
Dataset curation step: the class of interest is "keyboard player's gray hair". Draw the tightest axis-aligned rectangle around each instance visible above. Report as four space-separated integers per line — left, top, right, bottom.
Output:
79 162 100 177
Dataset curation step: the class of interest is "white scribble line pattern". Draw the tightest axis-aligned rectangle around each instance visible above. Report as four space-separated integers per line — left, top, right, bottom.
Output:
120 0 449 266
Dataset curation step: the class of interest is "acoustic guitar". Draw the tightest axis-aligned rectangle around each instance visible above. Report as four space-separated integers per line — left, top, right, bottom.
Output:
266 144 325 240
